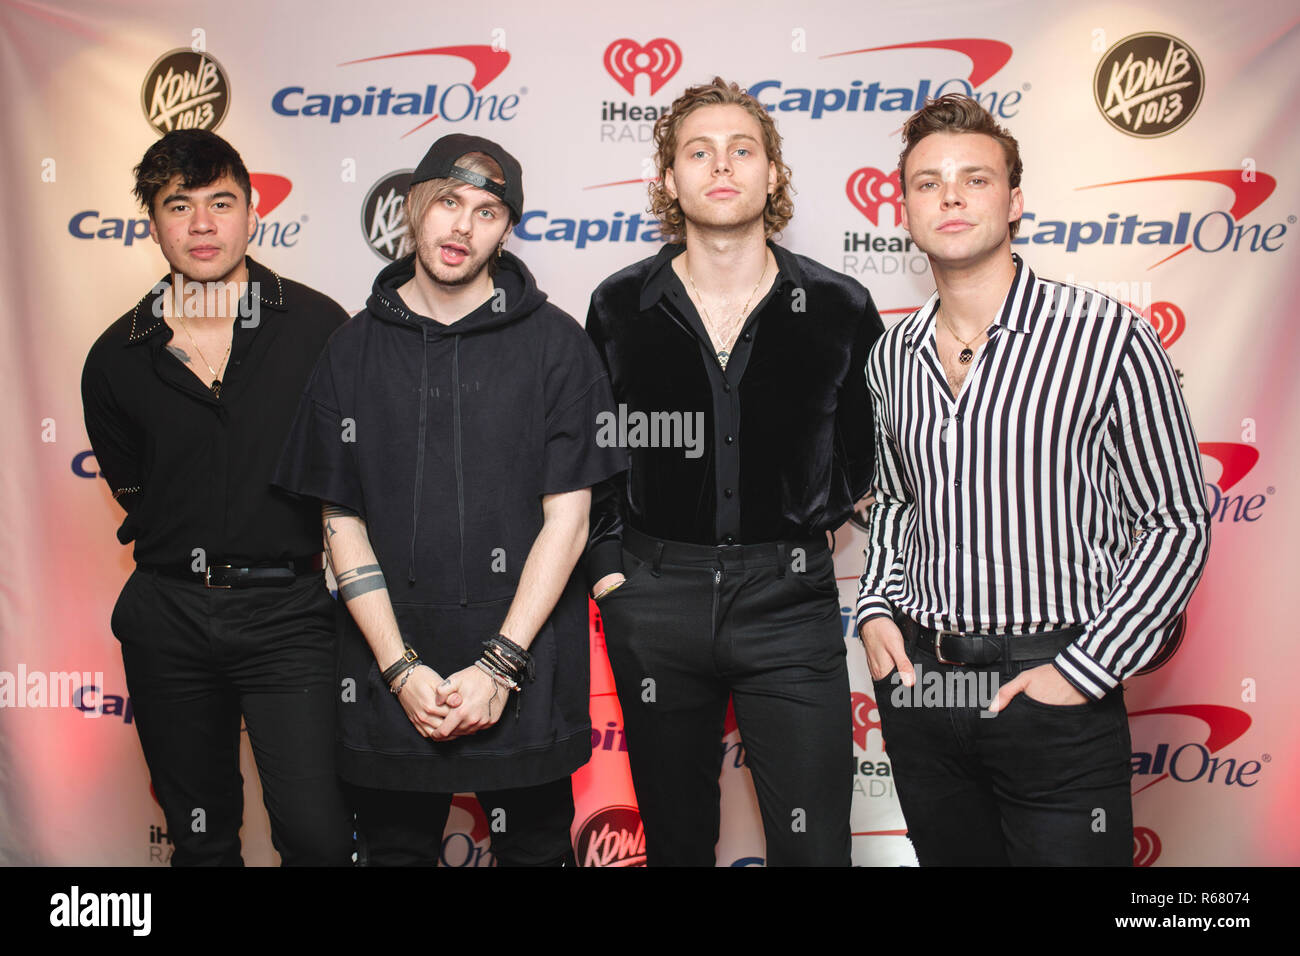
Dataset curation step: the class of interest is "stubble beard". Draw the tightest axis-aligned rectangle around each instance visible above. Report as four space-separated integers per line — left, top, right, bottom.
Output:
413 233 491 288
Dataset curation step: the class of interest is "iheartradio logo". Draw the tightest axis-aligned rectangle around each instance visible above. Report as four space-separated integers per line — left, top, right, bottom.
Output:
603 38 682 96
1123 299 1186 349
851 690 883 751
846 167 903 226
1133 826 1161 866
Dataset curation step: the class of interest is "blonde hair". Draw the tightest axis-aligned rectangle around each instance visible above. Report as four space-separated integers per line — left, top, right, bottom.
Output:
404 152 508 253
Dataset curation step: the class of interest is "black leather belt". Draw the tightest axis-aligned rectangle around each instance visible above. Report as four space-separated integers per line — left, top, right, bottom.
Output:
142 555 324 589
898 614 1083 666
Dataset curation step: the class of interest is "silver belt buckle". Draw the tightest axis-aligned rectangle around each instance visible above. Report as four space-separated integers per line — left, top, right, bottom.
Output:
935 630 967 665
204 565 234 589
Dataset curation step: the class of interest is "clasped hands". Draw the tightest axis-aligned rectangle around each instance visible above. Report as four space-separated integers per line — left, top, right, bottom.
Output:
393 662 511 740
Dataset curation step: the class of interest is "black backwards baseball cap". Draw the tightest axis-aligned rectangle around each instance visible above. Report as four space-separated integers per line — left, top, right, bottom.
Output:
410 133 524 222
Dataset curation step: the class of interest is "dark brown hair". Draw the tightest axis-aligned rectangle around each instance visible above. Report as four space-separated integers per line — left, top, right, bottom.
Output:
898 93 1024 238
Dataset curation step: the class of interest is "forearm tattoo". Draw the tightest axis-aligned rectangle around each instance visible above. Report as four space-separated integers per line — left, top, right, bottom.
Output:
321 503 360 572
335 564 387 602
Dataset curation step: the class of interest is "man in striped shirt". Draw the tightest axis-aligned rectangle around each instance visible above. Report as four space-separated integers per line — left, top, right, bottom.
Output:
856 94 1210 865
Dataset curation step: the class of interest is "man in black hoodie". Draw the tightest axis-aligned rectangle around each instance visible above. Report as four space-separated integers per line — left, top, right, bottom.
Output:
275 135 624 866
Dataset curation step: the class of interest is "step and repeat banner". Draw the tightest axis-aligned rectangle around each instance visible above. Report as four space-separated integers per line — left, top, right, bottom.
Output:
1 0 1296 866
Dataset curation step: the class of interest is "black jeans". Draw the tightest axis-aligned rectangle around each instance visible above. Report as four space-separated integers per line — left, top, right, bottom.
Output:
597 531 852 866
873 620 1133 866
111 569 352 866
347 777 576 866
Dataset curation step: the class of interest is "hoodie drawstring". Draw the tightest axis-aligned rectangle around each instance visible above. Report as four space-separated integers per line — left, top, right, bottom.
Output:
452 336 468 607
408 325 429 585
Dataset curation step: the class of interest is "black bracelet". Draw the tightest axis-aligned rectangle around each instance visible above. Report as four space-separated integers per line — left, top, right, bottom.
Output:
380 645 420 685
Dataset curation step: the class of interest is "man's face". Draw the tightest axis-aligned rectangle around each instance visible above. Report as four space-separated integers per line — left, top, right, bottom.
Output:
149 172 255 284
664 103 777 234
899 132 1023 268
411 183 511 288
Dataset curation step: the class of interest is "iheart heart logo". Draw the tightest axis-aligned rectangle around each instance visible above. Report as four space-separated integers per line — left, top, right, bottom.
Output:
1143 301 1186 348
603 38 682 95
846 167 904 225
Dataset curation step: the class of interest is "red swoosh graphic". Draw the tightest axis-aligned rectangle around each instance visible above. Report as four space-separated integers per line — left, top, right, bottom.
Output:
583 178 656 189
450 794 491 843
1198 442 1259 492
819 39 1014 87
1077 171 1277 270
1128 704 1252 795
339 45 510 90
248 173 291 218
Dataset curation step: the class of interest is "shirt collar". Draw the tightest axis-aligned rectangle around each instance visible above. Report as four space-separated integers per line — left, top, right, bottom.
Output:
125 256 288 346
902 253 1037 353
637 239 803 311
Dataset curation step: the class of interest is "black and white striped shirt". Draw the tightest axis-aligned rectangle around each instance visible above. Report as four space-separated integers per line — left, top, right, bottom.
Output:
855 255 1210 700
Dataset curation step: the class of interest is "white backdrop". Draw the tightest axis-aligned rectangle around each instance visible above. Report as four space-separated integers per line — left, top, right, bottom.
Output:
1 0 1297 865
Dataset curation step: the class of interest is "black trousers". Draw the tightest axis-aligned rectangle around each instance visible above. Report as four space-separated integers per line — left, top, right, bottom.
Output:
111 569 352 866
597 531 852 866
873 619 1134 866
347 778 576 866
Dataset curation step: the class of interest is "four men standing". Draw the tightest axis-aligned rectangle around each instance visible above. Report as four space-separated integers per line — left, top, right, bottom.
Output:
83 87 1207 866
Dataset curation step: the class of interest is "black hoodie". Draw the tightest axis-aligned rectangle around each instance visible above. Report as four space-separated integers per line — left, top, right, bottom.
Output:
274 251 624 792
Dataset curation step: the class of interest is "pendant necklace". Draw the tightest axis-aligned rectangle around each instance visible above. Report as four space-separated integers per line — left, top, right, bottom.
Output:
687 257 769 371
175 314 233 397
939 310 988 365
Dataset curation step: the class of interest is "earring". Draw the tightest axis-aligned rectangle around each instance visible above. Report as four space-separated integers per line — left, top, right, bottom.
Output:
497 243 504 258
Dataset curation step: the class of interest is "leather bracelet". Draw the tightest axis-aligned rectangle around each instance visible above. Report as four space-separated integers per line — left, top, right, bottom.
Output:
380 645 420 685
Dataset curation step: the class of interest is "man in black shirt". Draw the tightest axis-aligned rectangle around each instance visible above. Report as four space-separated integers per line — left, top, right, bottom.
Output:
81 130 351 865
585 78 884 865
274 135 623 866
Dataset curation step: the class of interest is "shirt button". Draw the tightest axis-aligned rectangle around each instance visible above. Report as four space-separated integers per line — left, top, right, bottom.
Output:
723 488 734 498
725 435 734 445
723 535 736 545
742 332 752 342
722 383 731 393
954 478 961 487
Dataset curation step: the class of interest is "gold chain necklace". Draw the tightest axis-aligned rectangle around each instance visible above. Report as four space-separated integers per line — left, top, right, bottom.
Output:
175 313 233 397
686 257 769 370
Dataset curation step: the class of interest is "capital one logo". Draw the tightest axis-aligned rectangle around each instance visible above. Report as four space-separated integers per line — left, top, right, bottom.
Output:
603 38 682 95
846 167 903 226
249 173 292 218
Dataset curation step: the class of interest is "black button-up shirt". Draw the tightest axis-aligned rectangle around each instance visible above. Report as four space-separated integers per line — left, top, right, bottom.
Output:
584 241 884 583
81 257 348 566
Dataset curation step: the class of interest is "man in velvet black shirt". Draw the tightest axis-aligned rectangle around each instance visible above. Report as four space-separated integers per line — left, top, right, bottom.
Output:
585 77 884 866
80 130 351 865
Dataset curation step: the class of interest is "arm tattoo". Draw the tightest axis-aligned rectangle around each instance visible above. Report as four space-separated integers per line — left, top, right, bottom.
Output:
336 564 387 602
321 503 360 571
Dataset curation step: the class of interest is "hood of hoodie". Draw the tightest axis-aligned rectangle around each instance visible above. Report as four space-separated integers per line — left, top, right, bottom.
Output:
366 249 549 334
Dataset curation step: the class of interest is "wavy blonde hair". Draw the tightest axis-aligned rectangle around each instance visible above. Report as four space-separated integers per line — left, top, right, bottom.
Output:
649 77 794 243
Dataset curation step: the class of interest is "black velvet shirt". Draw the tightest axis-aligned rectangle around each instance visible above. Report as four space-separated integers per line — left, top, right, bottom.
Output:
80 257 348 566
584 241 884 585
